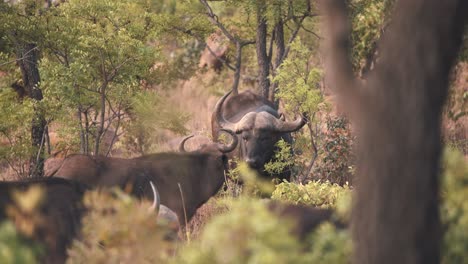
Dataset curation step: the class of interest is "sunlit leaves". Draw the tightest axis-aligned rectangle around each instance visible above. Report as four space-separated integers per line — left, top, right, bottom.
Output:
274 38 323 116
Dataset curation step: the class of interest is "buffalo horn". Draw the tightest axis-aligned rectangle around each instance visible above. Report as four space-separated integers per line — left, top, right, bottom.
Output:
148 181 160 213
216 129 239 153
213 90 237 132
178 135 195 152
278 112 285 121
274 115 307 133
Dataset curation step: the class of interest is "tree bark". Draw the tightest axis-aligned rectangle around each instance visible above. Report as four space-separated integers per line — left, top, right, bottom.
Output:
256 0 270 99
16 42 46 178
322 0 467 263
270 15 285 105
231 42 242 95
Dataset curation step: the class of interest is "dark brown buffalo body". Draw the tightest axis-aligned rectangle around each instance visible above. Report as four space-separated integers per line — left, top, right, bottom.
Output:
49 151 233 223
0 178 87 264
49 130 237 223
267 201 345 240
212 90 307 180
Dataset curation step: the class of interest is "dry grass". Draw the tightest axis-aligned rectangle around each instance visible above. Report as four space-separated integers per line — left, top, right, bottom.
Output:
181 197 229 241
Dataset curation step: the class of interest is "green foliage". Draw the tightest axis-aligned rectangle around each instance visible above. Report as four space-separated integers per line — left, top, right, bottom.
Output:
121 90 190 154
0 221 42 264
440 149 468 264
37 0 161 154
0 185 45 263
264 139 294 176
274 38 323 116
304 223 351 264
349 0 391 71
0 89 35 177
227 162 275 197
174 198 305 264
272 180 352 209
272 38 326 181
67 188 175 264
174 197 351 264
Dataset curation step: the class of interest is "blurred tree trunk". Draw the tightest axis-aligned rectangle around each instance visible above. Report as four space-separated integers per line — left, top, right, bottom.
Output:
16 42 46 178
322 0 467 263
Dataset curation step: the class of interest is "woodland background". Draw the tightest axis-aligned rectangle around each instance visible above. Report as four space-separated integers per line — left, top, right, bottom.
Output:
0 0 466 263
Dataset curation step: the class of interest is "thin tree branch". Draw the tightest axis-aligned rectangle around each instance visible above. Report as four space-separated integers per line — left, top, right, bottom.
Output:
0 46 38 67
199 0 237 43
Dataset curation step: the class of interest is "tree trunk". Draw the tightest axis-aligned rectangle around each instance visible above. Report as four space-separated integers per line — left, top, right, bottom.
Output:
322 0 467 263
94 84 106 156
256 0 270 99
16 42 46 178
231 42 242 95
270 16 285 106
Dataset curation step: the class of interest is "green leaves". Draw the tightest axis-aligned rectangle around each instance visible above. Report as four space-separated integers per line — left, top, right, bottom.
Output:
274 38 323 116
440 148 468 264
264 139 294 175
271 180 351 209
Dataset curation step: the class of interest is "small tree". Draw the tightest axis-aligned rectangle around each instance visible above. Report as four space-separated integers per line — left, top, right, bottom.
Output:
270 38 324 181
40 0 159 155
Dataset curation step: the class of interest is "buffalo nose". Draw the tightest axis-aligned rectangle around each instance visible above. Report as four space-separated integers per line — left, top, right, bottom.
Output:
246 159 259 169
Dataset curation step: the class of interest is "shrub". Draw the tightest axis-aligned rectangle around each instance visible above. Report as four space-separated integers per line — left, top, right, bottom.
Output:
173 198 351 264
303 223 351 264
272 180 352 209
314 116 354 185
441 149 468 263
0 221 42 264
67 189 176 264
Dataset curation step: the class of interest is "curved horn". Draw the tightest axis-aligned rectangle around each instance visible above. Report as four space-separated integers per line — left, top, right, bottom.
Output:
274 115 307 133
278 112 285 121
213 90 237 132
216 129 239 153
178 135 195 152
148 181 161 213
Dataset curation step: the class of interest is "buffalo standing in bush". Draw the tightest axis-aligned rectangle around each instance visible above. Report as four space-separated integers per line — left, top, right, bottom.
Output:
212 90 307 180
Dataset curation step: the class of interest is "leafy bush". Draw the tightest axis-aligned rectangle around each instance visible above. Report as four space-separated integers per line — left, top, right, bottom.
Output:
0 221 42 264
441 149 468 264
67 189 176 264
0 89 35 178
226 162 276 198
304 223 351 264
0 185 45 263
272 180 351 209
121 90 190 155
314 116 354 185
174 198 350 264
264 139 295 177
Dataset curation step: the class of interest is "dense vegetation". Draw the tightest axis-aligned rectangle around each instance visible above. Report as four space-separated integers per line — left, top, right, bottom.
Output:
0 0 466 263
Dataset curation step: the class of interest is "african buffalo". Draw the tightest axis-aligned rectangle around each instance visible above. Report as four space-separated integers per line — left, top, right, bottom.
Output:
212 90 307 180
0 177 168 263
0 178 87 264
48 129 238 224
266 201 346 240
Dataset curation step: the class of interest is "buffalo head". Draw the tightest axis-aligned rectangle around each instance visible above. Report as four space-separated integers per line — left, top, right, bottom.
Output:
212 90 306 176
